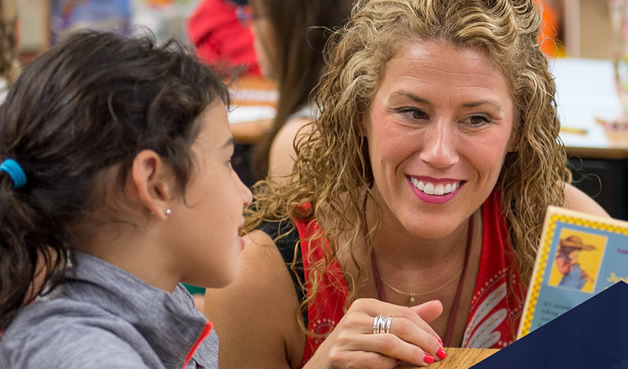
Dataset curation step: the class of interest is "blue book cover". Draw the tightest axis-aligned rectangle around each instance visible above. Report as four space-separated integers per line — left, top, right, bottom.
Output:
517 206 628 338
475 281 627 368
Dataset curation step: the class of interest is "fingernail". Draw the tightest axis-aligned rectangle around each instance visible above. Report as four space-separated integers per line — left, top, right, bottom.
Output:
436 347 447 360
435 336 443 346
424 354 435 364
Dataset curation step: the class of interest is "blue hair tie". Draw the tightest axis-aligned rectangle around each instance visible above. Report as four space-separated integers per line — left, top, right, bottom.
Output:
0 159 27 189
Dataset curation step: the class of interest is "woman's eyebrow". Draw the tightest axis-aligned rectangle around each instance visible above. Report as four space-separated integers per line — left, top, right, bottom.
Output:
390 91 429 104
462 100 503 112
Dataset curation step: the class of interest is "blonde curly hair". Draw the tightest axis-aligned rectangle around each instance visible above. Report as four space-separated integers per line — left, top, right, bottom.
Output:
246 0 567 330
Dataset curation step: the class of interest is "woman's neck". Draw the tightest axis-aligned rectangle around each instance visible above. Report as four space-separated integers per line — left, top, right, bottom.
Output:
365 198 473 271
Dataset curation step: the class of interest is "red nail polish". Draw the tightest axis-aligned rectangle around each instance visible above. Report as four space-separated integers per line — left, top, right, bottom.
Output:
424 354 435 364
436 347 447 360
435 336 443 346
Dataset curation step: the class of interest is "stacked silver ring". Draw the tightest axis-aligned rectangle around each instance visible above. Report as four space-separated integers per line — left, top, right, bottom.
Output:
372 315 393 334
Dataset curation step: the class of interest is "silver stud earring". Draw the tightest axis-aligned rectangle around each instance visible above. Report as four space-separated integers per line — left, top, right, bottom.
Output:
164 208 172 216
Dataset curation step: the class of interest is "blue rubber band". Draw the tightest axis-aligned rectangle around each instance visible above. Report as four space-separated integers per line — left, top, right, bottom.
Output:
0 159 27 189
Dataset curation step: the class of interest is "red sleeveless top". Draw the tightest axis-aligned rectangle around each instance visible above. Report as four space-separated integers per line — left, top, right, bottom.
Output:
292 190 525 366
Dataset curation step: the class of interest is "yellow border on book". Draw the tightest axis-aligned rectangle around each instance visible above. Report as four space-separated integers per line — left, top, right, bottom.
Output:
517 206 628 339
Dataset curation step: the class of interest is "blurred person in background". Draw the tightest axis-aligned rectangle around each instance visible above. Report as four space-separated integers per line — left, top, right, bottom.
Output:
187 0 260 76
248 0 354 181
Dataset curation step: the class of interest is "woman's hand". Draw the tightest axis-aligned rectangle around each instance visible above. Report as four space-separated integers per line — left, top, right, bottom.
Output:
303 298 446 369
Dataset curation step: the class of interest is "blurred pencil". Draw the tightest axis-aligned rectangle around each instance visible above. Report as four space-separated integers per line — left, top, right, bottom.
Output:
560 126 588 135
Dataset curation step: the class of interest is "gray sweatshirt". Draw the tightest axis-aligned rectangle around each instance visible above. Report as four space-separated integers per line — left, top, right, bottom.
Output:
0 252 219 369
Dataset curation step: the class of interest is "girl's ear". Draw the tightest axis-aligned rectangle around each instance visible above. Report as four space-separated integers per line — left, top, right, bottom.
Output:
130 150 174 221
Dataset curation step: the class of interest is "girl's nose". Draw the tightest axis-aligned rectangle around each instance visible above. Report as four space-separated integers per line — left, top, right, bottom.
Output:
237 175 253 208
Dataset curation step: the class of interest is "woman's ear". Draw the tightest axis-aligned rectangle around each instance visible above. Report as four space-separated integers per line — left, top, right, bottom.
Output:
506 129 518 153
130 150 174 221
358 113 368 137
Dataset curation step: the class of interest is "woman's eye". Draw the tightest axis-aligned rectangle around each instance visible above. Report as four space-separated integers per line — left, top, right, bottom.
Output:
399 108 429 121
467 115 491 126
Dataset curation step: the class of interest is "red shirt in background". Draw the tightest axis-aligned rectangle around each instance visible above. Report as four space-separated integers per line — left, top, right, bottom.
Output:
187 0 261 76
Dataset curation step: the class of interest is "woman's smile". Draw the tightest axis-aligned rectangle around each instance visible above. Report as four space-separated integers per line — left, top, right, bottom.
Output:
407 176 465 204
366 40 515 239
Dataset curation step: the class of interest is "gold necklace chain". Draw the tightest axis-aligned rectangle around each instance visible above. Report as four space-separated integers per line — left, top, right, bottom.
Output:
377 267 464 304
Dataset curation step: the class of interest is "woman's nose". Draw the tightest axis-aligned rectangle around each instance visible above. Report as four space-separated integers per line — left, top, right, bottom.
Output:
418 120 459 168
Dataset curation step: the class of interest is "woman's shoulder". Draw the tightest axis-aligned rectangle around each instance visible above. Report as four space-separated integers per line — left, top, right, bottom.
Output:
203 229 305 367
563 183 610 218
238 227 302 282
268 117 313 180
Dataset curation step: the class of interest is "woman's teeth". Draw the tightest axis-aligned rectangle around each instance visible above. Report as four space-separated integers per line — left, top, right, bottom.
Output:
410 178 459 195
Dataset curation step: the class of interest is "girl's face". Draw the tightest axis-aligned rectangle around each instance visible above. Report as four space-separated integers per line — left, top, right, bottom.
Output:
164 101 252 288
365 40 515 240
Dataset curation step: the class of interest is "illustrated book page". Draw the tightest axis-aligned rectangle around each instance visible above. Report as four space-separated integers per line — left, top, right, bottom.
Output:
517 206 628 338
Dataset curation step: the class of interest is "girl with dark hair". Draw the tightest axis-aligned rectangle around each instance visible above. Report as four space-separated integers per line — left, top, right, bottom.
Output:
0 30 251 368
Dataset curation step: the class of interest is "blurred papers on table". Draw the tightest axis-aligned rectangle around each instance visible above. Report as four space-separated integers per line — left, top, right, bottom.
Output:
551 58 628 158
227 76 277 143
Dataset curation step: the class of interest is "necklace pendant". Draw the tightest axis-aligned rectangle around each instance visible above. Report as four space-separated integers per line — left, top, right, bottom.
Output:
409 294 415 304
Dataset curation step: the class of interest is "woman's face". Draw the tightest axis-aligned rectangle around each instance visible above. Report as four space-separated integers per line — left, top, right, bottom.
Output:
365 40 515 240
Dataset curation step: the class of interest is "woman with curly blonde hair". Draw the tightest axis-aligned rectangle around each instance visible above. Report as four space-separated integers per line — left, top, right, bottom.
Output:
204 0 608 367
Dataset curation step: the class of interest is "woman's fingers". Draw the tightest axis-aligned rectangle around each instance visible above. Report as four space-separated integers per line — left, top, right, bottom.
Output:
350 299 441 342
411 300 444 324
346 333 436 367
374 310 444 362
343 299 445 360
308 298 447 368
327 349 399 369
411 300 445 344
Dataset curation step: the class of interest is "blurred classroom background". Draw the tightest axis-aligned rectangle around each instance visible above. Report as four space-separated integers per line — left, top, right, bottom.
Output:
11 0 628 221
13 0 613 60
17 0 201 59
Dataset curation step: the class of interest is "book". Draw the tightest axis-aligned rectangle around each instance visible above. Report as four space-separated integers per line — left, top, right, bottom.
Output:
517 206 628 338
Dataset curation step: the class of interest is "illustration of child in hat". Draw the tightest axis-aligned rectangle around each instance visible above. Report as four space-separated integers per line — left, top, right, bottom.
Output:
555 235 596 290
